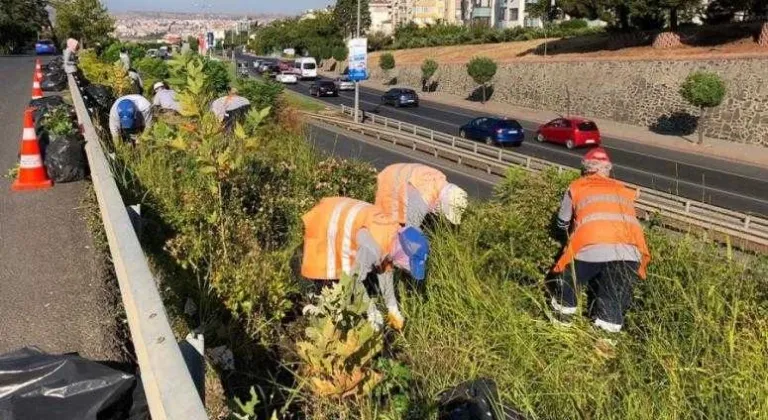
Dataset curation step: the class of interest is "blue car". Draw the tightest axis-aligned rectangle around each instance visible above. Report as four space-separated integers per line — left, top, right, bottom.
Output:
459 117 525 146
35 40 57 55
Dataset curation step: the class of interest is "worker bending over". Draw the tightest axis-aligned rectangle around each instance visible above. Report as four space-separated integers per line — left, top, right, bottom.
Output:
549 147 650 333
301 197 430 331
109 94 153 143
210 87 251 132
375 163 468 227
152 81 181 113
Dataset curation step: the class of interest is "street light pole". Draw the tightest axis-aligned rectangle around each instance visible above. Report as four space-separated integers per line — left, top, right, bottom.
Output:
354 0 361 123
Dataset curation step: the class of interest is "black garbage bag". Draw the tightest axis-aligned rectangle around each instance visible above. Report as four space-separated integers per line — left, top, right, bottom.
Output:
44 134 88 182
42 72 68 91
84 84 115 112
0 347 149 420
438 378 527 420
44 56 63 72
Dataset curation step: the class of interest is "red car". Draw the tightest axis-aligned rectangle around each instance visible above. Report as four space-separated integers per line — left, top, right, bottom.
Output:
536 117 601 149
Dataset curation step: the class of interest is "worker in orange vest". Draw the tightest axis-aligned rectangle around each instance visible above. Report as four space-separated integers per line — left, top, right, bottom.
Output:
375 163 469 227
301 197 430 331
549 147 650 333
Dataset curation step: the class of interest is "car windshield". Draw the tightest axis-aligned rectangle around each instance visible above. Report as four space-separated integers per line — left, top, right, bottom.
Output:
38 40 53 45
304 63 316 69
495 120 522 129
578 121 598 131
339 76 351 82
320 82 336 87
401 89 416 95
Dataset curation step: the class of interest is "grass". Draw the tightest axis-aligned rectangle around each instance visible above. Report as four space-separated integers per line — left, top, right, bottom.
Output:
281 89 328 113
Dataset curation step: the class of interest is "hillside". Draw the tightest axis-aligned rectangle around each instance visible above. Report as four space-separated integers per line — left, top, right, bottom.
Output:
369 23 768 65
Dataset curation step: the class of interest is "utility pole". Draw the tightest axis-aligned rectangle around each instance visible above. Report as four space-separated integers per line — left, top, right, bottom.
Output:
354 0 361 123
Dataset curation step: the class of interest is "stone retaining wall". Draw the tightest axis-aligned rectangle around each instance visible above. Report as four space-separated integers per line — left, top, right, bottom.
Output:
366 58 768 147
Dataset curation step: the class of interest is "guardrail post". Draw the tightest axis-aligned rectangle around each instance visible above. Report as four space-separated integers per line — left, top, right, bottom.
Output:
384 118 388 128
430 131 434 141
684 201 691 213
525 157 531 169
398 121 402 131
474 144 478 153
498 149 502 161
413 126 417 135
744 216 751 229
452 138 456 148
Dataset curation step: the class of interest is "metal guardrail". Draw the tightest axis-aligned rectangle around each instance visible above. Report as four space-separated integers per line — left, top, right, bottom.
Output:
307 106 768 253
68 74 208 419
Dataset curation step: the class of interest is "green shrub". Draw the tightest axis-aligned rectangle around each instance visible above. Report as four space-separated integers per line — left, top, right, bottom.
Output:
420 58 438 83
557 18 589 31
202 58 232 95
332 46 348 62
379 52 395 72
237 77 284 114
679 71 726 144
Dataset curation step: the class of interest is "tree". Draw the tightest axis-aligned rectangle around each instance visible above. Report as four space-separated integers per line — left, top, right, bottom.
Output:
333 0 371 38
421 59 438 92
332 46 348 61
0 0 50 54
466 57 497 104
52 0 114 47
679 71 726 145
379 52 395 81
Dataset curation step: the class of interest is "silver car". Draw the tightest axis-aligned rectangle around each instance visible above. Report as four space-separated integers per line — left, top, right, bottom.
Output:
336 76 355 91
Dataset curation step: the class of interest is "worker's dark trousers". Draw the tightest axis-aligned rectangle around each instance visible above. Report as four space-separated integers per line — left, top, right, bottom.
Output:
550 260 639 332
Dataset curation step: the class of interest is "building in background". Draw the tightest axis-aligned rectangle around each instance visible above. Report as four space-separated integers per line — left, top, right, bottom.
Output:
410 0 447 26
496 0 543 28
370 0 395 34
444 0 463 24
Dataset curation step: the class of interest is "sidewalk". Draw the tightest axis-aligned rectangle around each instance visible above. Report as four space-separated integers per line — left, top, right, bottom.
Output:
0 57 122 360
343 73 768 170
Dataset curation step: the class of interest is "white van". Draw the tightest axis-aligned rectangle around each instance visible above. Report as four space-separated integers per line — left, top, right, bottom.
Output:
293 57 318 80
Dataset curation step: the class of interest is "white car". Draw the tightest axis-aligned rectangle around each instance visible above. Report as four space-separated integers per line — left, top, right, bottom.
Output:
336 76 355 91
276 72 298 84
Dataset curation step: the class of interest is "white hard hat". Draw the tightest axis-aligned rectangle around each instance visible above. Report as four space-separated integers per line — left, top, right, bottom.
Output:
153 81 165 92
438 183 468 225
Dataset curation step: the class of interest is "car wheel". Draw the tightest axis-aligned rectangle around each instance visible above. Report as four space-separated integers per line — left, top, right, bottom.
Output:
459 130 467 139
536 133 546 143
485 136 494 145
566 139 575 150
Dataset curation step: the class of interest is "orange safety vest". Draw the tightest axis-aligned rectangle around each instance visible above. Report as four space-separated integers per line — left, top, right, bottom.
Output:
301 197 400 280
552 175 651 279
375 164 447 225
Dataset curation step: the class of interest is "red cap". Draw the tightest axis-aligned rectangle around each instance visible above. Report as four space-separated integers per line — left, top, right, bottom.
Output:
583 147 611 163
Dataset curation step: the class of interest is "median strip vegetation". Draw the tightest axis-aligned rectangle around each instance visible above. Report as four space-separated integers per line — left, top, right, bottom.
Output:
82 49 768 419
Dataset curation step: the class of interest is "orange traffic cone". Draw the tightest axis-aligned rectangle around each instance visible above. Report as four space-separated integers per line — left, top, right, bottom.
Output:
12 108 52 191
35 59 43 80
31 77 43 100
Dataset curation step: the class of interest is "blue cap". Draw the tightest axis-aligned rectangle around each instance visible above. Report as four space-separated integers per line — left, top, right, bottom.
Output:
116 99 137 130
398 226 429 281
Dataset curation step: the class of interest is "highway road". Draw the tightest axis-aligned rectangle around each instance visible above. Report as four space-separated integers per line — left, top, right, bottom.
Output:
238 54 768 217
307 122 495 199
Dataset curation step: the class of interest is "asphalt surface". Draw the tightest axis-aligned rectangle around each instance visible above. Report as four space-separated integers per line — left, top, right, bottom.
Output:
306 122 496 199
239 54 768 217
0 56 121 360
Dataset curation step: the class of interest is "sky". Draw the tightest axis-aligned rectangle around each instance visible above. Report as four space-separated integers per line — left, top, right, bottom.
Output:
105 0 331 15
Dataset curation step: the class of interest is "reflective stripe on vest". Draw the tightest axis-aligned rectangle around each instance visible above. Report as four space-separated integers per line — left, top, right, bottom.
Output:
575 194 635 213
576 212 641 230
376 164 446 225
341 202 367 275
392 164 417 222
